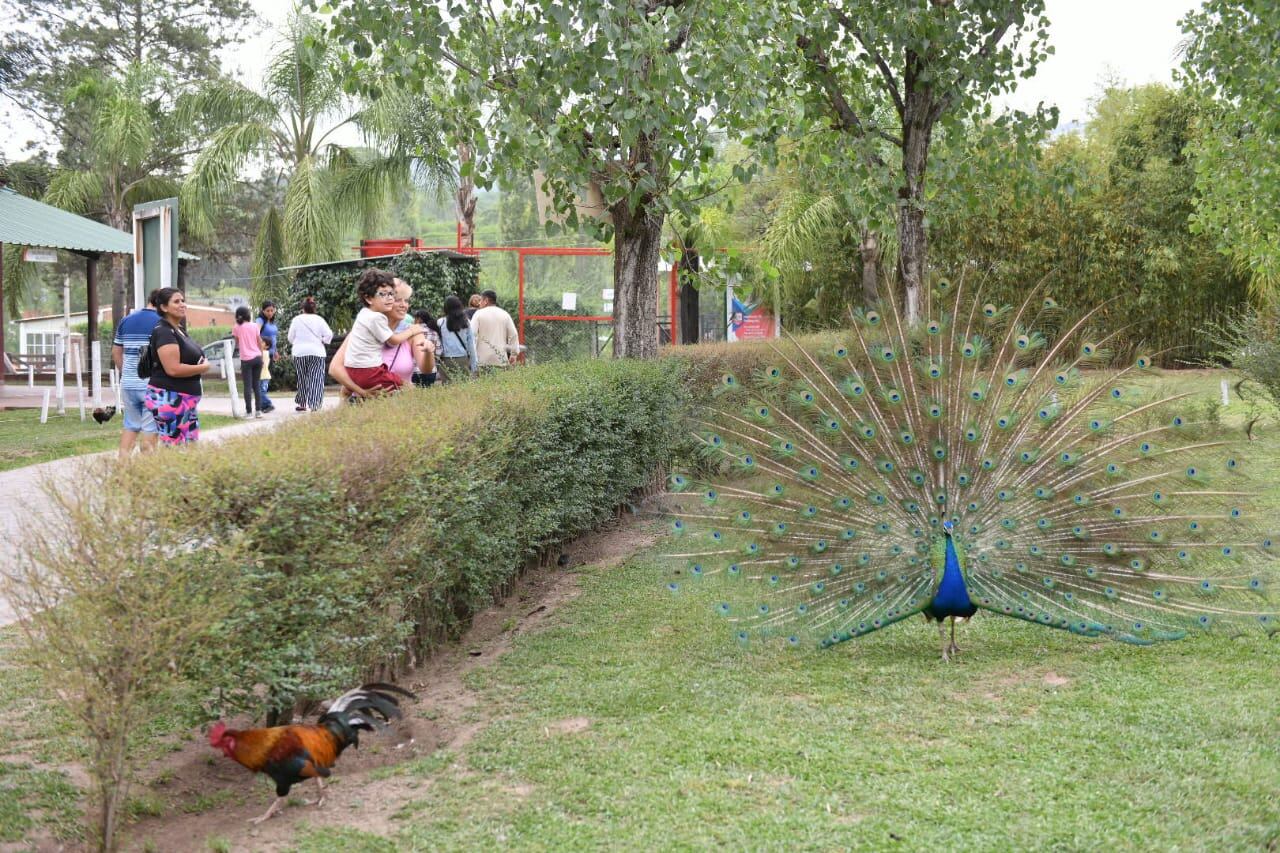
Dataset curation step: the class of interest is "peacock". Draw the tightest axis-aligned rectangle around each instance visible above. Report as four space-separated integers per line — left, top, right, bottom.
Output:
665 280 1279 660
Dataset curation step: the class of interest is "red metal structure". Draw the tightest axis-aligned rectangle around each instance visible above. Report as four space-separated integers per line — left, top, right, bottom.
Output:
359 237 427 258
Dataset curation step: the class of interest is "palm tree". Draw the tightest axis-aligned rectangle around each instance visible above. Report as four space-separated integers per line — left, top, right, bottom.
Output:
43 63 194 322
182 12 452 301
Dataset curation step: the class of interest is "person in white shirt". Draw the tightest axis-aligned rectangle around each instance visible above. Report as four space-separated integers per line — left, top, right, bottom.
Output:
286 296 334 411
470 290 520 369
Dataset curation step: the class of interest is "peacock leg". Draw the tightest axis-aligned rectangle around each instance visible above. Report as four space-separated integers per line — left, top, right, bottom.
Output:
248 795 286 824
948 617 962 656
938 621 950 662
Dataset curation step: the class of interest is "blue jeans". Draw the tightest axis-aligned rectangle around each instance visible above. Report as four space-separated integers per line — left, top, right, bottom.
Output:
121 386 156 433
258 378 273 411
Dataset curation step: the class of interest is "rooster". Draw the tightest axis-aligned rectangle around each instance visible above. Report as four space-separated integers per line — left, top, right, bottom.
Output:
91 405 116 424
208 682 414 823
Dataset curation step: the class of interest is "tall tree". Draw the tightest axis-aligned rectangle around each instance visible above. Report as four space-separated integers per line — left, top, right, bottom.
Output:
324 0 780 358
0 0 253 153
787 0 1052 322
42 64 200 322
1180 0 1280 303
181 12 453 301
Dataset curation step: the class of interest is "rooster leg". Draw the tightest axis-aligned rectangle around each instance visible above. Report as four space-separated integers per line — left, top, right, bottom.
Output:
947 617 962 656
938 621 950 663
303 776 326 807
248 796 286 824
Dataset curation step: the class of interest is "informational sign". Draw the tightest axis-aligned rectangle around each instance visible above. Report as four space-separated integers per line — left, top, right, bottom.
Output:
23 247 56 263
561 292 577 311
726 284 779 342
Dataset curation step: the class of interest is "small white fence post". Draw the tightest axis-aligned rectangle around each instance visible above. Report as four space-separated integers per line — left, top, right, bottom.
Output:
223 343 240 418
91 340 103 406
54 336 65 415
72 345 86 421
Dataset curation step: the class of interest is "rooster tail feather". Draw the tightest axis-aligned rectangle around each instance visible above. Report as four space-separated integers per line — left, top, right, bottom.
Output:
322 682 415 724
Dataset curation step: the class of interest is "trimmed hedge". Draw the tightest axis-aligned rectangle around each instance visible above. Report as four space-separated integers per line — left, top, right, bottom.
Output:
114 358 685 718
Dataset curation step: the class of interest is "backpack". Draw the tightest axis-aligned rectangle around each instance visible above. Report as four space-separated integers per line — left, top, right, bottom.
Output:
136 344 156 379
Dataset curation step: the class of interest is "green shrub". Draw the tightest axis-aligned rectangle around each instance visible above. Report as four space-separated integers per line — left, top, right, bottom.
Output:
110 358 684 719
2 487 240 851
1207 308 1280 417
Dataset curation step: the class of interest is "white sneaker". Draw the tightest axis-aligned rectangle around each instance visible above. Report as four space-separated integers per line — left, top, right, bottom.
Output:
254 410 263 419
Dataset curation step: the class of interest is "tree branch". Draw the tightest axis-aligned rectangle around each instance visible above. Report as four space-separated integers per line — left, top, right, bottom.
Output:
829 5 905 119
795 34 898 159
931 9 1019 122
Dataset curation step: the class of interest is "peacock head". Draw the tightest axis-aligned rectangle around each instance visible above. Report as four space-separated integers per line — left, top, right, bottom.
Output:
942 520 954 536
208 721 235 758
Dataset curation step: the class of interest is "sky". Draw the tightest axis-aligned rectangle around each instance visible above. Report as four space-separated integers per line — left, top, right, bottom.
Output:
0 0 1202 161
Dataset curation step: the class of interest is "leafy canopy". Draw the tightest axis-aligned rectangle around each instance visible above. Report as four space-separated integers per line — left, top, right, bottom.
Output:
1179 0 1280 302
320 0 781 238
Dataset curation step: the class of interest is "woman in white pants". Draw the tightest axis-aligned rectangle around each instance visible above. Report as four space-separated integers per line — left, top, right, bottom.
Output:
286 297 333 411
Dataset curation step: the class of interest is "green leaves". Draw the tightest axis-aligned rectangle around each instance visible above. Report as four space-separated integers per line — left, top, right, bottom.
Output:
1180 1 1280 303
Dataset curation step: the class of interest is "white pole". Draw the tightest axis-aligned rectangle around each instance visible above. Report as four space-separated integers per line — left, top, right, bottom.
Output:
110 367 120 408
72 345 86 420
54 335 65 415
1221 379 1230 407
223 342 240 418
40 388 50 424
91 340 103 406
27 365 33 388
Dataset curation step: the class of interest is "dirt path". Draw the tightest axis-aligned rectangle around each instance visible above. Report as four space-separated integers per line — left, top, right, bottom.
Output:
115 518 656 852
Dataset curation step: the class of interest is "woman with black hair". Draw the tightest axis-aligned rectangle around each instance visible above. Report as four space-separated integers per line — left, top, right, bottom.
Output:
436 294 477 381
143 288 212 444
232 305 269 417
256 300 280 412
412 309 442 387
287 296 333 411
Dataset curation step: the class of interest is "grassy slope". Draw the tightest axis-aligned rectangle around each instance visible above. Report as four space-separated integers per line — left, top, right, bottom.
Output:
0 410 239 472
295 369 1280 851
293 550 1279 851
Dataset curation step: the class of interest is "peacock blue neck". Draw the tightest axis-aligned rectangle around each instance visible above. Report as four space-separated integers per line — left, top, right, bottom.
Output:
931 535 975 618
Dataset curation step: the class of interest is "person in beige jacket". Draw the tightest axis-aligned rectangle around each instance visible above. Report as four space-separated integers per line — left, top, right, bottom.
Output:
470 290 521 368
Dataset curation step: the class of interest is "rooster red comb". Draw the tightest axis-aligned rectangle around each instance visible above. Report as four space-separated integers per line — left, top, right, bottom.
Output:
208 721 227 745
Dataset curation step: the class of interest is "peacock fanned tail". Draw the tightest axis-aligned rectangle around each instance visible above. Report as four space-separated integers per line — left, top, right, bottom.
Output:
665 278 1280 654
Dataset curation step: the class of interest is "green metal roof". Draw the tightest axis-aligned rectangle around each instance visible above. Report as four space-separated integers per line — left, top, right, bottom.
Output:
0 186 198 259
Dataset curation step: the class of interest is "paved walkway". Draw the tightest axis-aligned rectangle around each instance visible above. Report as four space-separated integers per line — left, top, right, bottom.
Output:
0 392 341 626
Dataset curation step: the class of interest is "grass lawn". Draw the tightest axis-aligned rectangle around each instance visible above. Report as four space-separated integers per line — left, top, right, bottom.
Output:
290 368 1280 851
290 549 1279 850
0 409 240 472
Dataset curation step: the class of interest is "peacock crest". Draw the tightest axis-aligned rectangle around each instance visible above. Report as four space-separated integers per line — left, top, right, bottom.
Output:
665 279 1279 659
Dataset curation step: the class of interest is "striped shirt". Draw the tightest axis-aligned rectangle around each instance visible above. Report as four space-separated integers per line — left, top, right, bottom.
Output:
113 309 161 391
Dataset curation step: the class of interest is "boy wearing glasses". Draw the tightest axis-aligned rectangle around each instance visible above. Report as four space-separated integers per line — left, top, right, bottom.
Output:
341 268 427 392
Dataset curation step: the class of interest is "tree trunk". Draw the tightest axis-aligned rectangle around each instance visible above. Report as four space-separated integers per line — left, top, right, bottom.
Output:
108 210 128 323
858 229 880 305
678 245 700 345
96 736 129 852
456 143 477 249
896 87 933 325
612 208 665 359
